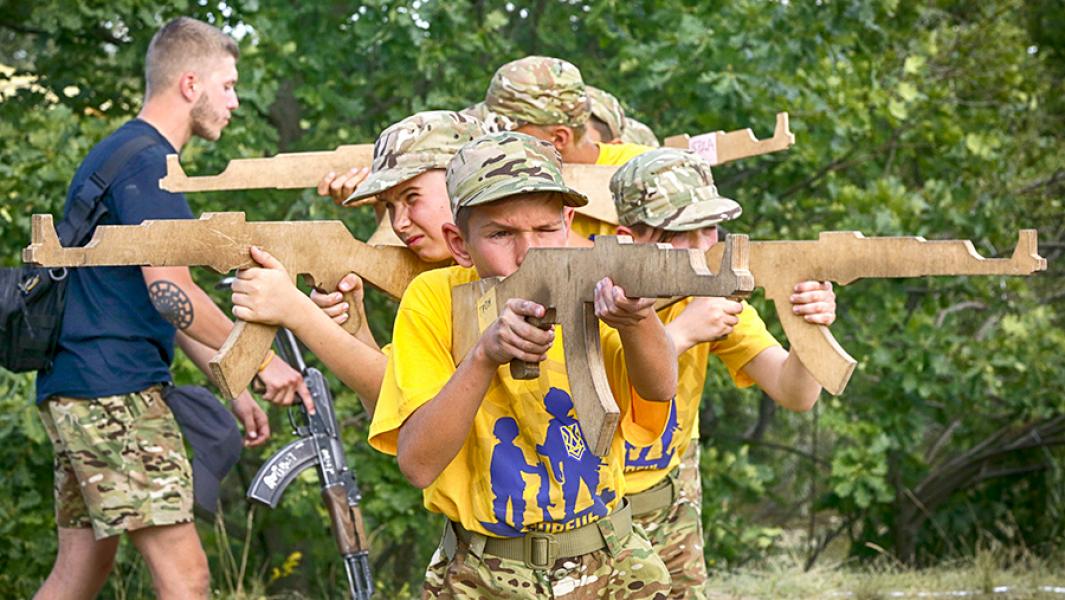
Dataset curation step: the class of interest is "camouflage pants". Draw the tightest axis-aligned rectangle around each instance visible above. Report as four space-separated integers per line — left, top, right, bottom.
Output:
38 385 194 539
633 444 706 600
422 523 671 599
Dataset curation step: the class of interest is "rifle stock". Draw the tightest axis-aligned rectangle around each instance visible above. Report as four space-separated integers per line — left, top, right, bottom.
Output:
703 230 1047 395
23 212 435 400
451 234 754 457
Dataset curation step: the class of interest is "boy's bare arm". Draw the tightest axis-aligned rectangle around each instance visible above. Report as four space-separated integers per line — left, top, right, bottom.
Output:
595 278 677 402
230 248 385 413
742 281 837 412
397 299 553 488
283 298 386 414
742 346 821 412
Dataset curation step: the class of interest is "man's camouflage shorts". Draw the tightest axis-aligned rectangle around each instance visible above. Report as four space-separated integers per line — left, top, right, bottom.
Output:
38 385 194 539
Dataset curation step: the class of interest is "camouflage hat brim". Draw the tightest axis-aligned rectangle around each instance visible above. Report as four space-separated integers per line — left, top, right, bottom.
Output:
344 110 487 206
652 186 741 231
462 178 588 213
342 163 433 206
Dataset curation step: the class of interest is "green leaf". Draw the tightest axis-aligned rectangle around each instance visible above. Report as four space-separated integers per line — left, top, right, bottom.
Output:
888 98 908 120
898 81 918 102
903 54 926 74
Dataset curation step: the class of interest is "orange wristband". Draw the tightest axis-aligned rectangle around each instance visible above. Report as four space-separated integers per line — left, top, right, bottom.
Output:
257 350 276 373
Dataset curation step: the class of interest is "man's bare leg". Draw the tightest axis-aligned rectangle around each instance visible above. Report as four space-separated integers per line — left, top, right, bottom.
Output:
129 522 210 600
35 527 120 600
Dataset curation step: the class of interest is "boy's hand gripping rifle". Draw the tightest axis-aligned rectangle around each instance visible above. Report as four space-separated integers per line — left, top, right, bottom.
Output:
450 234 755 457
248 327 373 600
22 212 436 400
702 230 1047 395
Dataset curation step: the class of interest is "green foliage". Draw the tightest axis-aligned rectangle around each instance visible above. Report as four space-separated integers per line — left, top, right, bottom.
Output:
1 0 1062 594
0 371 56 597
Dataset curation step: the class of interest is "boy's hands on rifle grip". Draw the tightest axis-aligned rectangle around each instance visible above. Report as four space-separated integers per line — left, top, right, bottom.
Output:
310 273 365 326
670 297 744 349
790 280 836 326
317 167 370 206
233 246 316 414
594 277 657 331
231 391 271 447
231 247 306 328
477 299 555 366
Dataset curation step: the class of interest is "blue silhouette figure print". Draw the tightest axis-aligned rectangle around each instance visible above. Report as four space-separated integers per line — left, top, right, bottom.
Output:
626 396 679 470
479 417 553 537
536 388 611 522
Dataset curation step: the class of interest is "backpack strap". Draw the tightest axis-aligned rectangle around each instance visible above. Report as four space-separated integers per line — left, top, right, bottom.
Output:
55 133 160 247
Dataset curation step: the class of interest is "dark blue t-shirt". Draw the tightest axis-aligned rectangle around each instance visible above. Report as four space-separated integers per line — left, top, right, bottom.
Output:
36 119 194 403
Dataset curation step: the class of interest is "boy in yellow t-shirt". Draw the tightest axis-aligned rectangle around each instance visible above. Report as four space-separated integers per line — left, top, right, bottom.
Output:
229 111 486 413
610 148 838 599
369 132 677 598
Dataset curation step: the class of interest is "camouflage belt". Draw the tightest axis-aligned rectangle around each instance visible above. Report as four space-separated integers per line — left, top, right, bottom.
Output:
441 500 633 570
628 442 698 517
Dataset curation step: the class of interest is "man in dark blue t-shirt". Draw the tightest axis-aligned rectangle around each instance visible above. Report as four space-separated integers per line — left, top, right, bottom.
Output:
34 17 308 600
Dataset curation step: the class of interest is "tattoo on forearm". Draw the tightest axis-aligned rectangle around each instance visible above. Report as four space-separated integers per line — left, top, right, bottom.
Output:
148 280 194 329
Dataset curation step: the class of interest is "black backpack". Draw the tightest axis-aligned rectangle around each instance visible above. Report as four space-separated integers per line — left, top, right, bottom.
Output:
0 134 157 373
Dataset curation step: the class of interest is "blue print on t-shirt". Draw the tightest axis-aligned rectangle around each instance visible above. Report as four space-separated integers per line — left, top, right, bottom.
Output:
625 396 679 470
536 388 610 522
479 417 553 537
480 388 621 535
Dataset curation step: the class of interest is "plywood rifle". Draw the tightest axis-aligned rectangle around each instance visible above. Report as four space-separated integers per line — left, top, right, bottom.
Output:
23 212 437 400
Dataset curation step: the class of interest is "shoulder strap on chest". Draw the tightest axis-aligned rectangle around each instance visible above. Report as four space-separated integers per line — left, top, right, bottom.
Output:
56 133 160 246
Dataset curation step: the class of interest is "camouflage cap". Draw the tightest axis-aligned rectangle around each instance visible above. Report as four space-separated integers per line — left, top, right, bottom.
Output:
460 101 517 134
343 110 488 206
610 147 741 231
446 132 588 217
484 56 590 129
621 117 660 147
586 86 625 141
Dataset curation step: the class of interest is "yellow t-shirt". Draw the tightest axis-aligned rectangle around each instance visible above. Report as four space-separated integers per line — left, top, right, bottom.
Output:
369 265 664 537
569 142 656 241
621 298 780 494
595 142 655 167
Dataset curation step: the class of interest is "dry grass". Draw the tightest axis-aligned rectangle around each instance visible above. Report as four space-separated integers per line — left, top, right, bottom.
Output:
704 546 1065 599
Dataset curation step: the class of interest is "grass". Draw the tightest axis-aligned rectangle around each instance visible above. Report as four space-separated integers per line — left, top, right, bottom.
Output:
704 546 1065 599
101 547 1065 599
99 508 1063 599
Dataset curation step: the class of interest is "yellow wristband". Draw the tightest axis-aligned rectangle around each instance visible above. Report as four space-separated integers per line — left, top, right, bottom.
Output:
257 350 276 373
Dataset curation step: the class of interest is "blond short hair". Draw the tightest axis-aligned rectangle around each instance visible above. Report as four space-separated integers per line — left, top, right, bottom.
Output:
144 17 239 98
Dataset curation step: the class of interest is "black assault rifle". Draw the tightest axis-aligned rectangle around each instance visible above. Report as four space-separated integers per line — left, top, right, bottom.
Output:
247 326 373 599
